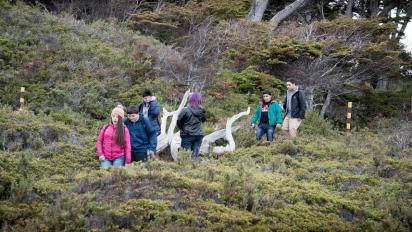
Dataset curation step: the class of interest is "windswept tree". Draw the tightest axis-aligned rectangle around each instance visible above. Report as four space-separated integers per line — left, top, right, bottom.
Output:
257 18 407 116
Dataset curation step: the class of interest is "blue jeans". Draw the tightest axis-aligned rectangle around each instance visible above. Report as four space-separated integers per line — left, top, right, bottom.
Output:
181 135 204 160
256 124 275 142
100 155 125 168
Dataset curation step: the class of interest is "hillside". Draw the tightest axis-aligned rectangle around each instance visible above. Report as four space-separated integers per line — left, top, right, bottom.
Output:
0 1 411 231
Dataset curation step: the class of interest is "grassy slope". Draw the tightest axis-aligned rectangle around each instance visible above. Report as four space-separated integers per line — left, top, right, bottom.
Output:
0 2 411 232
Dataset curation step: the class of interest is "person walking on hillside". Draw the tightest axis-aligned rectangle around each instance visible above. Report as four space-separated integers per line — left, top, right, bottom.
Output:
138 89 161 135
177 92 206 160
282 79 306 138
251 90 283 142
125 106 158 162
96 107 131 168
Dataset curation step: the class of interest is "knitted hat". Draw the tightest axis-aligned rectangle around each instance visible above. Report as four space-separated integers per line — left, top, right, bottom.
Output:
142 89 152 97
111 107 125 118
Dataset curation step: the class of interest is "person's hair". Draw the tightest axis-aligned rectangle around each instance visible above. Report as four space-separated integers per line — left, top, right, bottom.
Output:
143 89 152 97
262 90 272 96
127 105 139 114
286 79 297 84
115 115 125 146
115 102 125 111
188 92 203 108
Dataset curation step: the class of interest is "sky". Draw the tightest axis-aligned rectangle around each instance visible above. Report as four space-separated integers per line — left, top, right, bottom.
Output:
401 22 412 53
391 8 412 53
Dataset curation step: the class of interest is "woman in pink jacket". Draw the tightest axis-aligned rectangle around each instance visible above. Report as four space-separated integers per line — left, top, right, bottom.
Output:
96 106 131 168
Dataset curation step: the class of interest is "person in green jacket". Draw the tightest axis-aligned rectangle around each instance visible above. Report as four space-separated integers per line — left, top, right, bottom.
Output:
250 90 283 142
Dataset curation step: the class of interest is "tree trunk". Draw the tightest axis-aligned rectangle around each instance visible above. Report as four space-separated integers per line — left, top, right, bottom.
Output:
317 0 325 20
156 91 250 160
305 86 315 111
247 0 269 22
320 90 332 118
379 1 397 17
156 90 190 153
376 77 388 90
397 4 412 38
199 126 242 154
391 6 402 38
345 0 354 17
171 107 250 160
369 0 380 18
269 0 310 34
209 107 250 154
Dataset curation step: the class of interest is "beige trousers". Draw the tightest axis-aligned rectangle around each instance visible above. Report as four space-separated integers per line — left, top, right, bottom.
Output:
282 117 302 138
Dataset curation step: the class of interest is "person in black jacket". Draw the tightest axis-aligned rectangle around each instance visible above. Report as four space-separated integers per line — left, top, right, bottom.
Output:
177 92 206 160
282 79 306 138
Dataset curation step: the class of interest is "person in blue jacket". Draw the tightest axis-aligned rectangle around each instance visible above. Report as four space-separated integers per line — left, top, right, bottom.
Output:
250 90 283 142
125 105 158 162
138 89 161 135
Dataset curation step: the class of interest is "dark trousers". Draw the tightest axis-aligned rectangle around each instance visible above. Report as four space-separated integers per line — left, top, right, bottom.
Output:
256 123 275 142
131 151 147 162
180 135 204 160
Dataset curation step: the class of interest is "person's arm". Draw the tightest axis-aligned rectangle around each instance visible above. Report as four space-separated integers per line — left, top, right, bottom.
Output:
177 108 187 130
298 91 306 119
151 101 161 118
283 96 287 111
96 126 105 159
251 104 260 125
201 108 206 122
275 103 283 125
143 115 157 152
124 127 131 164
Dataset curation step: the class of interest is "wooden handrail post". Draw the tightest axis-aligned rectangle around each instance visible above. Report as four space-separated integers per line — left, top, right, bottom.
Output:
19 87 25 111
346 101 352 135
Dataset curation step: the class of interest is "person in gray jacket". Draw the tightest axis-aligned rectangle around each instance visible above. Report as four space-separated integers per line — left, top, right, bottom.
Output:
177 92 206 160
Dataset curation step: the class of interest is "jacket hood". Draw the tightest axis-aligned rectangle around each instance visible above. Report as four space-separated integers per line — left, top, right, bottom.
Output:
189 107 204 117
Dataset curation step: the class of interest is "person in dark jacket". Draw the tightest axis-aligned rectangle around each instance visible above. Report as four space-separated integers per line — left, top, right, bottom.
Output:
138 89 161 135
251 90 283 142
125 106 157 162
282 79 306 138
177 92 206 160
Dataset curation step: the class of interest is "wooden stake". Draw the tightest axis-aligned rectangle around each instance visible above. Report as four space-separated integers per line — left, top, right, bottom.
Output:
346 101 352 134
19 87 25 111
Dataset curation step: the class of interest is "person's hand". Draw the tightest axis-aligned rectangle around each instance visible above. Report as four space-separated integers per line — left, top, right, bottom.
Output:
147 150 155 160
250 124 255 129
99 155 105 161
276 124 282 129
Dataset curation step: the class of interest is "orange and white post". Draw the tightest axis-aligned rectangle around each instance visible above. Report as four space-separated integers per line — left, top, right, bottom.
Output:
346 102 352 134
19 87 25 111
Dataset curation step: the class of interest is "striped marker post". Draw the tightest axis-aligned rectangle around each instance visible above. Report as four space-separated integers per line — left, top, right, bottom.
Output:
346 101 352 134
19 87 25 111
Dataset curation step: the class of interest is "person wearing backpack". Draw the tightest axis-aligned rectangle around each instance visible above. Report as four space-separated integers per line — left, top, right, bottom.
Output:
250 90 283 142
124 106 158 162
96 106 131 168
177 92 206 160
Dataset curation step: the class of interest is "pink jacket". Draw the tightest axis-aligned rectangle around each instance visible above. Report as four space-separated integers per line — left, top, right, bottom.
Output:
96 124 131 164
